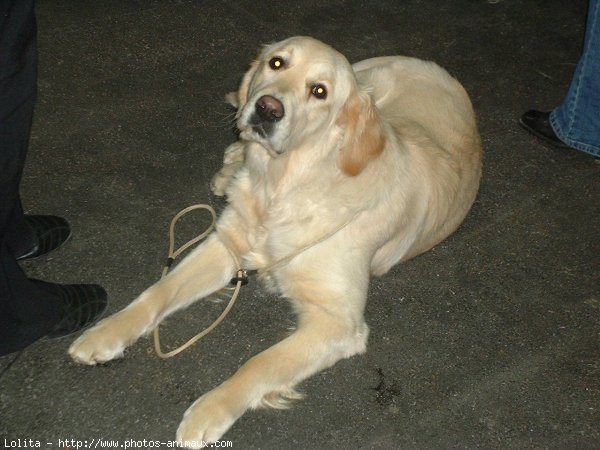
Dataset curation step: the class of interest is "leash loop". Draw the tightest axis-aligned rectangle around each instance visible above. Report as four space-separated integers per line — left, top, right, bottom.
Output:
153 204 246 359
152 203 357 359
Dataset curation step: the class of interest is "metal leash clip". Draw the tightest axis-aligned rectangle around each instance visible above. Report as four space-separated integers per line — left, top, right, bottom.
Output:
230 269 258 286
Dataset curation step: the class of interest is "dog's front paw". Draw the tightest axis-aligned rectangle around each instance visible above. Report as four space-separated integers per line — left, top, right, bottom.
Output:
176 389 244 447
210 170 230 197
68 318 129 365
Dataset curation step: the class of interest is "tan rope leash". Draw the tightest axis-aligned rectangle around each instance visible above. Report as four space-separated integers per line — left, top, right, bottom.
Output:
153 203 357 359
153 204 248 359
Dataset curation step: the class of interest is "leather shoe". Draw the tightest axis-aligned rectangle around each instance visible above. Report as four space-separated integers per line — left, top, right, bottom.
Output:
15 215 72 261
45 283 108 339
519 110 569 148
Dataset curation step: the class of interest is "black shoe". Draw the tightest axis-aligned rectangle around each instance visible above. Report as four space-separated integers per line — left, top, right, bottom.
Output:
15 215 72 261
519 110 570 148
46 283 108 339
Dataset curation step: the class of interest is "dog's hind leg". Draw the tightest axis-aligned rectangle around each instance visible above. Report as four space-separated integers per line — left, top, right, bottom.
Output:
69 232 239 365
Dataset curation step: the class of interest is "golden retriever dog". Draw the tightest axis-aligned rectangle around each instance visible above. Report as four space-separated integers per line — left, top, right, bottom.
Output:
69 36 482 446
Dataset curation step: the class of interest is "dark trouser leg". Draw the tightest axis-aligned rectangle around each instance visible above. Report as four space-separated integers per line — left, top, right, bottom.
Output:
0 0 63 356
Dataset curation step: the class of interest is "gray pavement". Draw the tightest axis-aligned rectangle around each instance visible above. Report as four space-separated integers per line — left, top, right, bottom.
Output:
1 1 599 449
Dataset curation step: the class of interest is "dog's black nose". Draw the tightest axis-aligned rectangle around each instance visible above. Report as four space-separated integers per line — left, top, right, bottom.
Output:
255 95 284 122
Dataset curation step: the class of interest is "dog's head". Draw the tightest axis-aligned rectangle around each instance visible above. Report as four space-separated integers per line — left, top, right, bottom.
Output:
235 36 385 176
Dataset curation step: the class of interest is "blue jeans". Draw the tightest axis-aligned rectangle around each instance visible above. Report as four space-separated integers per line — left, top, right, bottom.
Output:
550 0 600 157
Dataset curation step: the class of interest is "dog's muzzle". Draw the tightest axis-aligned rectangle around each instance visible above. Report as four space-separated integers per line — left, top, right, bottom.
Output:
249 95 284 137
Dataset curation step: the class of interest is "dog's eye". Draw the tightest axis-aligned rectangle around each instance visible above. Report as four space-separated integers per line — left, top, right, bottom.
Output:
268 57 285 70
311 84 328 100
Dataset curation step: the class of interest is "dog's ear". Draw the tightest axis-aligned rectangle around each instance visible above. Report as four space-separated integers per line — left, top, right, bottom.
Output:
337 90 385 176
224 91 239 108
234 59 260 110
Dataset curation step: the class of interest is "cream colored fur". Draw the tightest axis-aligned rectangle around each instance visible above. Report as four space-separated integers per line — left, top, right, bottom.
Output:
69 36 482 447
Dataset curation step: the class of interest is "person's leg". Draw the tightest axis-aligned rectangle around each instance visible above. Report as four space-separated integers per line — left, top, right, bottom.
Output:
0 0 62 355
0 247 64 356
4 198 35 258
0 0 107 357
550 0 600 157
